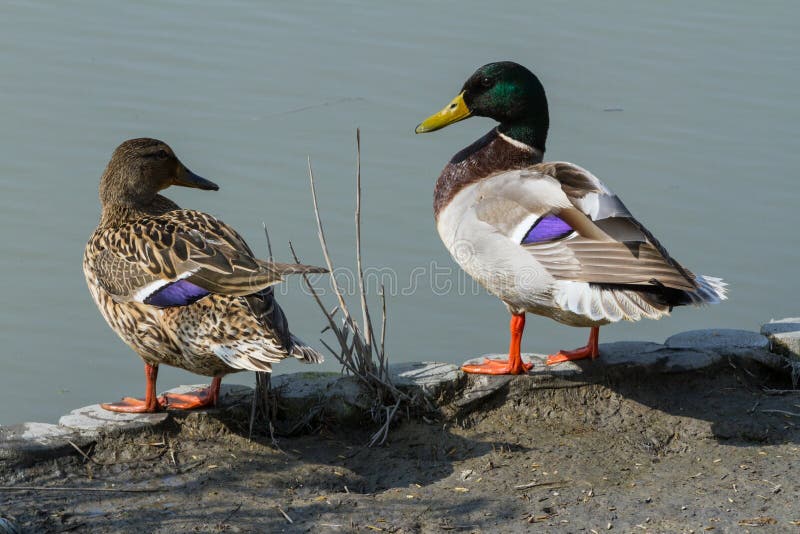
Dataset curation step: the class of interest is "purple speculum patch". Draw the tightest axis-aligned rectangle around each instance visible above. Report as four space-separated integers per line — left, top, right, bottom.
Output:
145 279 210 308
521 214 573 244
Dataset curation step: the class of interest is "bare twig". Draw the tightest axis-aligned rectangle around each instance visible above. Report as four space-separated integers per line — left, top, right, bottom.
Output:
760 409 800 417
369 398 402 447
249 223 277 439
355 129 374 359
263 222 274 261
379 286 387 378
307 157 349 320
277 506 294 524
514 480 571 490
285 130 421 447
67 441 94 464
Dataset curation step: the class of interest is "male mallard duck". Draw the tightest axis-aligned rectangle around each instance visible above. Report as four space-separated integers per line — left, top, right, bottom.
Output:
416 62 726 374
84 138 326 412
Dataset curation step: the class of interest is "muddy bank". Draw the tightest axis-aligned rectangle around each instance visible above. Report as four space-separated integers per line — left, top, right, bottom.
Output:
1 357 799 533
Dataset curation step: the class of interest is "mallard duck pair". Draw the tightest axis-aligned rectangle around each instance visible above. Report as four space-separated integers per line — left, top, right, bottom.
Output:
416 61 726 374
85 63 727 410
84 139 326 412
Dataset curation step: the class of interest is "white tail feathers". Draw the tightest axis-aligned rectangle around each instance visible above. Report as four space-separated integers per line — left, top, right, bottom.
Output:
689 275 728 305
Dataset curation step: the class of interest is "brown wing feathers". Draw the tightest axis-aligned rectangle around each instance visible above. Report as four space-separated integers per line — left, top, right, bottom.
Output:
522 164 699 293
91 210 327 300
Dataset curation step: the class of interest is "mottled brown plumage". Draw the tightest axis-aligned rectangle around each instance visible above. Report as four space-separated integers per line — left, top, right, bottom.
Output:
84 138 325 412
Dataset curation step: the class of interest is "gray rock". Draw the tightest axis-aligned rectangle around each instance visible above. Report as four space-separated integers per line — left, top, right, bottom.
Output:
666 328 768 354
455 352 610 408
453 344 725 409
59 405 168 435
593 341 721 373
271 372 370 424
0 422 90 468
666 328 785 371
389 361 461 398
453 372 513 408
596 341 666 366
761 318 800 360
270 372 341 399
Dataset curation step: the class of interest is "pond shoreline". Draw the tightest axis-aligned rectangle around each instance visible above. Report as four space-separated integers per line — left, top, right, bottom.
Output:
1 321 799 532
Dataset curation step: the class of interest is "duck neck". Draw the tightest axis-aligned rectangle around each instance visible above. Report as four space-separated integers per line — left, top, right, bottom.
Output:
99 194 179 227
433 129 543 219
497 119 547 153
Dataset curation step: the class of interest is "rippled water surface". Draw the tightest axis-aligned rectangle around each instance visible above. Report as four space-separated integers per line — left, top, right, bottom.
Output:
0 1 797 423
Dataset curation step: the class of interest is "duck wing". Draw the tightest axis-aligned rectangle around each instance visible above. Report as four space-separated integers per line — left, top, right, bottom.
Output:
472 162 699 293
90 209 326 307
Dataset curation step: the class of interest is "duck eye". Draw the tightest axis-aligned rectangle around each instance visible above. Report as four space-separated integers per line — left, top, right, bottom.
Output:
481 76 492 88
157 149 168 159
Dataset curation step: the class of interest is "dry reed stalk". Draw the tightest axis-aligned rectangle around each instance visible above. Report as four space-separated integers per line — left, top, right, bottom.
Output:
288 129 414 446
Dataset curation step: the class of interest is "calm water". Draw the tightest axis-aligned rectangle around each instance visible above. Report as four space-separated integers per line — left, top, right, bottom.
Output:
0 1 797 424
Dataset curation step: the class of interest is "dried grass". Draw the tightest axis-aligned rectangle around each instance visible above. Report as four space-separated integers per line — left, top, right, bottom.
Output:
288 129 417 446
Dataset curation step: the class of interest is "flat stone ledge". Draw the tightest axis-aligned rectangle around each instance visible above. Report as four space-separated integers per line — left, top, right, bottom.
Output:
389 361 461 398
271 372 371 424
666 328 784 371
59 405 169 436
462 342 722 379
666 328 769 355
761 318 800 360
455 344 724 409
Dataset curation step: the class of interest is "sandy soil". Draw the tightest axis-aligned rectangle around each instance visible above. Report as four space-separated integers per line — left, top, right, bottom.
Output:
2 362 799 533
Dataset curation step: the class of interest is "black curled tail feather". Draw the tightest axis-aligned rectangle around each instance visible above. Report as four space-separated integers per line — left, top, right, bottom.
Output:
244 287 292 352
244 287 324 363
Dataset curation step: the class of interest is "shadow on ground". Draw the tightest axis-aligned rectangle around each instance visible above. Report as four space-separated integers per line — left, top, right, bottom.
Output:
3 359 800 532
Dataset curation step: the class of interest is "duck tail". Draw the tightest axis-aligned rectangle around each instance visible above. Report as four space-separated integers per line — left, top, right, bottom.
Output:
689 275 728 305
263 260 329 276
289 334 325 364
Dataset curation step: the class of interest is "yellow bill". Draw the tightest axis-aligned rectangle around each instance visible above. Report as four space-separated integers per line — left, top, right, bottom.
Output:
415 92 472 133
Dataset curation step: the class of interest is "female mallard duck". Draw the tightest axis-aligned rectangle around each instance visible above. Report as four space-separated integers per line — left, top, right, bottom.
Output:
84 138 326 412
416 62 726 375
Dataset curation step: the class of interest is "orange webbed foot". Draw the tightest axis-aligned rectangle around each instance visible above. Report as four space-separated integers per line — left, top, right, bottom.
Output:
462 358 533 375
545 346 596 365
162 377 221 410
161 388 218 410
100 396 165 413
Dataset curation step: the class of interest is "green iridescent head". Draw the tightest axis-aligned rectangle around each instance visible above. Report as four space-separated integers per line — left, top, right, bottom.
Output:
416 61 550 151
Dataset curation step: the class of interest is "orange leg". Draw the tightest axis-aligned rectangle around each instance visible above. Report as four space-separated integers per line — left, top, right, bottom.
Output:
101 362 165 413
462 313 533 375
162 376 222 410
546 326 600 365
